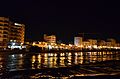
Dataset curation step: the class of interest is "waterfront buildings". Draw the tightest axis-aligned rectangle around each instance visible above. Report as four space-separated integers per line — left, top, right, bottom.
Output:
88 39 97 46
0 17 25 49
74 35 120 49
31 33 120 51
44 34 56 43
107 39 116 46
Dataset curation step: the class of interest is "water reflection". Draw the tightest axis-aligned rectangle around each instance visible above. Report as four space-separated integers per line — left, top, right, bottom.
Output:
0 51 120 73
30 52 120 69
6 54 24 71
0 53 7 76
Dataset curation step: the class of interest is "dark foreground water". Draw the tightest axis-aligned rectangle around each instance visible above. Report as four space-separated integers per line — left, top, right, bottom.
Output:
1 51 120 78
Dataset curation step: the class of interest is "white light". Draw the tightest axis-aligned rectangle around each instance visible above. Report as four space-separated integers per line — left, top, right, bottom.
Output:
48 45 52 49
51 53 53 56
54 53 57 56
88 46 92 49
68 53 71 55
22 46 26 48
69 44 72 47
38 54 41 58
8 46 11 48
60 53 65 56
44 53 47 57
11 46 22 49
75 53 77 56
12 43 15 46
93 45 97 49
33 42 36 46
78 45 83 48
14 40 16 42
14 23 22 26
10 40 13 42
55 46 58 48
12 55 15 58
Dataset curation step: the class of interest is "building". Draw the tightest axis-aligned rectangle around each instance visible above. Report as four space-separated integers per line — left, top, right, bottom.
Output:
10 23 25 43
82 41 90 48
74 37 83 46
106 42 112 47
107 38 116 46
0 17 25 49
98 40 106 46
44 34 56 43
88 39 97 46
0 17 10 48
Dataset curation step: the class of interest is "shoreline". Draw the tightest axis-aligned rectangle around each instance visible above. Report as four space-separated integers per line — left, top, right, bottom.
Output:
0 48 120 54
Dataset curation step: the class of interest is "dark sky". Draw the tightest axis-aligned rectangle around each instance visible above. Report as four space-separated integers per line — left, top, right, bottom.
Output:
0 0 120 43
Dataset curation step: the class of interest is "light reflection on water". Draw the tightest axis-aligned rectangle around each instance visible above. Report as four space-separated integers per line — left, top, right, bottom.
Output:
0 51 120 75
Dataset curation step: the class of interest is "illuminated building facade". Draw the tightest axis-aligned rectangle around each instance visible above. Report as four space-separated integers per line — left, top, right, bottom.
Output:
88 39 97 46
10 23 25 43
0 17 10 48
107 39 116 46
0 17 25 49
98 40 106 46
74 37 83 46
82 41 90 48
44 34 56 43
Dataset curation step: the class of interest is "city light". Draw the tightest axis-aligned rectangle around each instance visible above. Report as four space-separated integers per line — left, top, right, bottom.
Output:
1 0 120 78
14 23 23 26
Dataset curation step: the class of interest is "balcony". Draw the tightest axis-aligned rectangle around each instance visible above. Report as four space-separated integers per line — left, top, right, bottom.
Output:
3 31 9 34
3 28 9 30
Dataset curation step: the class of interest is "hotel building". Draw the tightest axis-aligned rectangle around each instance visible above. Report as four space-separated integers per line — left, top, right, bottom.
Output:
0 17 10 48
0 17 25 49
10 22 25 43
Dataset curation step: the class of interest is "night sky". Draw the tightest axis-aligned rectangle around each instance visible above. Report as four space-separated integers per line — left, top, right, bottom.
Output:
0 0 120 43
